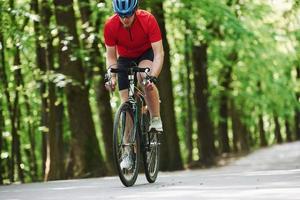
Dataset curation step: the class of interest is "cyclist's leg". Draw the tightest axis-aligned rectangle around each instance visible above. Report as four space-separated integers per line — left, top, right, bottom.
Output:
117 56 138 103
117 58 132 145
136 48 161 120
119 90 132 144
119 90 128 103
138 59 161 119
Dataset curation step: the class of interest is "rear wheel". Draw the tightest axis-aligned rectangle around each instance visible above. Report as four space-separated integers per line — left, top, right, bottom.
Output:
113 102 140 187
141 110 160 183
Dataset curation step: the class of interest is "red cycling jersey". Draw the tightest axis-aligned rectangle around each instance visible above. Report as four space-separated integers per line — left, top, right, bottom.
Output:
104 9 162 58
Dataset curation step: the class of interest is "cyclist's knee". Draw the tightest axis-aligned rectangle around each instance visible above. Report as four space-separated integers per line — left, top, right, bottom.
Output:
120 89 129 103
144 84 158 96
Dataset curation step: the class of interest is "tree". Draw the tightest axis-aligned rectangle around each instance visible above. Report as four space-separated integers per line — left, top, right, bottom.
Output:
0 4 6 184
31 0 66 180
149 0 183 171
258 114 268 147
285 120 292 142
183 27 194 164
296 65 300 140
6 0 28 183
0 98 3 184
193 44 216 165
274 115 283 144
77 0 115 174
231 101 249 152
53 0 107 177
0 0 299 183
218 58 233 154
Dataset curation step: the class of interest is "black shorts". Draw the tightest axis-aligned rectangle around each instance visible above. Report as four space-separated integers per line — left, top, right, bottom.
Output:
117 48 154 90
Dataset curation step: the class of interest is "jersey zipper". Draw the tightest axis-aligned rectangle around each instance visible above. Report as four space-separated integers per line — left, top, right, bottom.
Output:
128 28 133 41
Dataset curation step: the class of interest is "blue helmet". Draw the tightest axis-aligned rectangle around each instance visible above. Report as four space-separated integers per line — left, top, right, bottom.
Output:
112 0 138 17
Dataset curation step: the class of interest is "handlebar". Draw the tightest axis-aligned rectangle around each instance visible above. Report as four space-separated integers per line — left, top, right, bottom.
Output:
109 67 150 74
105 66 158 85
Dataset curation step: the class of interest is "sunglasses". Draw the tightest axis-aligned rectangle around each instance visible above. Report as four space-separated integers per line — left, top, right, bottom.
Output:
118 11 135 19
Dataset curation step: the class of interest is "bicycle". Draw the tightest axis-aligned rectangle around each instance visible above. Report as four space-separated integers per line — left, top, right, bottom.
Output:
106 65 161 187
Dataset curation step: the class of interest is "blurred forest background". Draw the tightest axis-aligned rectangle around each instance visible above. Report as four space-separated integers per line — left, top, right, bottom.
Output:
0 0 299 184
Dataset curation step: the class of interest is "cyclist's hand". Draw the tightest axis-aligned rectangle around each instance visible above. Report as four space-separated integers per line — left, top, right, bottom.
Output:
143 76 158 91
145 81 154 91
105 75 116 92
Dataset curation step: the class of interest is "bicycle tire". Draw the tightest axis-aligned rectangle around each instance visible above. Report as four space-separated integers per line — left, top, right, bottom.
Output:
113 102 140 187
141 110 160 183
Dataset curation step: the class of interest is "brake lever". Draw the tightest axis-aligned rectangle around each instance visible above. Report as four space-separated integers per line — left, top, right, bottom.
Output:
104 68 113 83
143 74 158 86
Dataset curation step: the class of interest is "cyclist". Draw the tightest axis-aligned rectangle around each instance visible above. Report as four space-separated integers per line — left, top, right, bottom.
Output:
104 0 164 169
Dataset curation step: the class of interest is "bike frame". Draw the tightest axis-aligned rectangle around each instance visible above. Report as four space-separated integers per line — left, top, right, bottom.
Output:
110 66 159 186
110 67 149 145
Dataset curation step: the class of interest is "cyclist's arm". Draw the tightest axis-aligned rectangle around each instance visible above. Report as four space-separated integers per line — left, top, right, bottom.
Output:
106 45 117 77
151 40 164 78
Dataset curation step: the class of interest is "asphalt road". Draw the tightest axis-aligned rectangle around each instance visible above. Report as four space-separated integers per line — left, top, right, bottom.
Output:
1 141 300 200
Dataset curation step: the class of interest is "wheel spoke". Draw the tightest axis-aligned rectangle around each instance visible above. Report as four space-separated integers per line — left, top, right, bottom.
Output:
149 147 157 174
113 103 140 187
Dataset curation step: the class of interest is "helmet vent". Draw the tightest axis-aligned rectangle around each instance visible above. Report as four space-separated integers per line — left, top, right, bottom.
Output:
113 0 138 16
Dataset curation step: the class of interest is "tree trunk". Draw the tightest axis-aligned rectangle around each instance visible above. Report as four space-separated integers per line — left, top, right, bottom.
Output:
184 27 194 164
31 0 47 180
18 58 38 181
259 114 268 147
40 0 66 181
0 15 14 183
239 121 249 152
192 44 216 166
0 22 12 185
150 1 183 171
12 48 25 183
230 101 239 152
0 10 5 184
0 90 4 184
8 0 26 182
53 0 107 177
230 101 249 153
256 80 267 147
78 0 114 174
41 0 53 179
274 115 283 144
218 97 230 153
296 65 300 140
296 110 300 140
285 120 292 142
31 0 65 180
218 65 233 153
45 90 65 180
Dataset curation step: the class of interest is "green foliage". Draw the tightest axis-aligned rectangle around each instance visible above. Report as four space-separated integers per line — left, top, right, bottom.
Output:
165 0 299 159
0 0 299 182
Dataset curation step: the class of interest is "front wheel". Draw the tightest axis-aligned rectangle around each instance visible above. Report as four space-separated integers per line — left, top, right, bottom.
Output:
113 102 140 187
141 110 160 183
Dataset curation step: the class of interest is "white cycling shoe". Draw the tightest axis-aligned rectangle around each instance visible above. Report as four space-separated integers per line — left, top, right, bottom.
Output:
149 117 163 132
120 149 133 170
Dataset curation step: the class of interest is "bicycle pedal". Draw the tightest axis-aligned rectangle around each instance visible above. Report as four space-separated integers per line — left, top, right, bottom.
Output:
149 129 163 134
122 166 133 172
122 143 134 147
150 142 161 147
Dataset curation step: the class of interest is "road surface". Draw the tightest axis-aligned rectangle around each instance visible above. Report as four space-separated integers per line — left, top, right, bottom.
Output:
1 141 300 200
